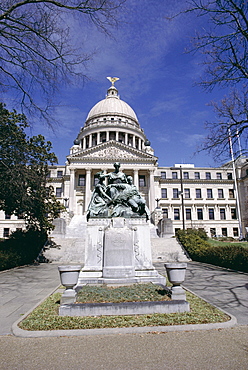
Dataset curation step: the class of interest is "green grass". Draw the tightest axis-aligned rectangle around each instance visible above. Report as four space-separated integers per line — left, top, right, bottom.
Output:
208 239 248 249
19 284 229 331
76 283 170 303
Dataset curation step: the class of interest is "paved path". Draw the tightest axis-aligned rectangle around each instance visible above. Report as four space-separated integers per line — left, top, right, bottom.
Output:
0 326 247 369
154 261 248 325
185 261 248 325
0 262 248 369
0 261 247 336
0 264 60 335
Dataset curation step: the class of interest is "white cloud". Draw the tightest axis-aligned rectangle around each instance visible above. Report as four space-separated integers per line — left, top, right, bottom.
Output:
181 133 205 147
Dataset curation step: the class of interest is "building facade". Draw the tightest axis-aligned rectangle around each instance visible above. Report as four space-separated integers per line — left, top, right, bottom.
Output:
1 81 247 239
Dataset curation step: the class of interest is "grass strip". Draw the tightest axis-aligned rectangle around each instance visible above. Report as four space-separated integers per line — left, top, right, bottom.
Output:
76 283 170 303
19 285 229 331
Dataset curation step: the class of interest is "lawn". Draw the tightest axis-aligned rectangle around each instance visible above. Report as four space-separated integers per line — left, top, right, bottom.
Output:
19 284 229 331
208 239 248 249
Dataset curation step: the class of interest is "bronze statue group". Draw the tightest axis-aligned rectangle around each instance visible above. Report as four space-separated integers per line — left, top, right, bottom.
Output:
87 162 150 220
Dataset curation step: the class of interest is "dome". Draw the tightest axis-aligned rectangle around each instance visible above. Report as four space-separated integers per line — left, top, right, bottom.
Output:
86 85 138 123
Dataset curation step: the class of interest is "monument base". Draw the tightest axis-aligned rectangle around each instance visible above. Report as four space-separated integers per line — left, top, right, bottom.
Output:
76 218 166 288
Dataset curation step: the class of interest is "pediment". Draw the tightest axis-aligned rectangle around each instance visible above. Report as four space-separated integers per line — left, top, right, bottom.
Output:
67 141 157 164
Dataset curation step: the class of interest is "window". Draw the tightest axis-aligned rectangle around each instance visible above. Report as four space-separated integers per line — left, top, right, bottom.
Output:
209 208 215 220
183 172 189 179
172 172 178 179
227 173 233 180
220 208 226 220
184 188 190 199
205 172 211 179
47 171 51 178
216 172 222 179
231 208 237 219
195 172 200 179
78 175 86 186
222 228 227 237
207 189 213 199
3 228 10 238
5 214 11 220
218 189 224 198
174 209 180 220
161 171 166 179
56 187 62 197
162 208 168 218
173 188 179 198
161 188 167 198
229 189 235 198
57 170 63 178
139 175 146 187
186 208 192 220
233 228 239 237
94 175 99 186
197 208 203 220
210 228 216 237
196 189 202 198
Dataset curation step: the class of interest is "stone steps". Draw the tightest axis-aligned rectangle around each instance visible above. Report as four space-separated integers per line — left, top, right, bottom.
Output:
43 215 190 264
151 237 190 262
43 237 85 263
43 235 190 264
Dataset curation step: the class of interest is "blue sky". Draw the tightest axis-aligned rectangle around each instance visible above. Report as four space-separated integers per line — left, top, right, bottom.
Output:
15 1 243 167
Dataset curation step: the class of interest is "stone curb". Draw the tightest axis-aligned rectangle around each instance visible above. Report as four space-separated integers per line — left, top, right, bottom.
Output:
11 287 237 338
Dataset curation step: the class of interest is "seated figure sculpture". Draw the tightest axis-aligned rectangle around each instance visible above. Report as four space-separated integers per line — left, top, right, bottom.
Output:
87 163 150 220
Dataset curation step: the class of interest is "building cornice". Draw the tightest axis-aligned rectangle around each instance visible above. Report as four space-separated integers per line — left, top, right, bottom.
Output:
67 141 158 165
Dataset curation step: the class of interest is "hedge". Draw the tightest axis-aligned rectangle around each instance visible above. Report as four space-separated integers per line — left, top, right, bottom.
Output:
0 229 47 271
176 229 248 273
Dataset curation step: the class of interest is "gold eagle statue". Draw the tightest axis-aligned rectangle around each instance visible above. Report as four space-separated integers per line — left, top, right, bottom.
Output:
107 77 120 86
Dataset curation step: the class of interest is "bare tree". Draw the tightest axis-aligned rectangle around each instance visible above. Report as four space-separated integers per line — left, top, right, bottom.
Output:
181 0 248 159
203 89 248 160
0 0 124 124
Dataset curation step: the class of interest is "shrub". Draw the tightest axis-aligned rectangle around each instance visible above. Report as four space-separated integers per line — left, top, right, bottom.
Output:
0 228 47 271
176 229 248 272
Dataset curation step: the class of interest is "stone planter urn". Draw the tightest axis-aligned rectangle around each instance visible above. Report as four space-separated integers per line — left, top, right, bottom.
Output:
164 263 187 300
58 265 81 304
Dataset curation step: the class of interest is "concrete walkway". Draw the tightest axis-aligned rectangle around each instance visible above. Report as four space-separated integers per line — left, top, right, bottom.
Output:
0 261 247 369
185 261 248 325
0 264 60 335
154 261 248 325
0 261 247 336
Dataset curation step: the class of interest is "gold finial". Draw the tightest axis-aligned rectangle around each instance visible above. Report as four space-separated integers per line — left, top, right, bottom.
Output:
107 77 120 86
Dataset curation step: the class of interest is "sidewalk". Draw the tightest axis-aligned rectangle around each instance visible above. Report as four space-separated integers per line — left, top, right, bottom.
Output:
155 261 248 325
0 264 60 335
0 261 247 336
185 261 248 325
0 261 247 370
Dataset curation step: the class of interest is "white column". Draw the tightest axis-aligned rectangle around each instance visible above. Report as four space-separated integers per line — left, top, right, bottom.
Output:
106 131 109 142
97 132 100 145
134 169 139 188
116 131 119 142
138 138 141 150
149 170 155 211
132 135 135 148
89 134 92 148
69 169 76 214
83 137 86 150
125 133 128 145
85 168 92 211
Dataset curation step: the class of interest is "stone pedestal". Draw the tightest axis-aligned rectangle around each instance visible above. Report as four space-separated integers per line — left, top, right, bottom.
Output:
77 218 165 286
103 220 135 278
158 218 174 238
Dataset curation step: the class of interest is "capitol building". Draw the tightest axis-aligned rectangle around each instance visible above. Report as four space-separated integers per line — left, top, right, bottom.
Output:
1 79 248 240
